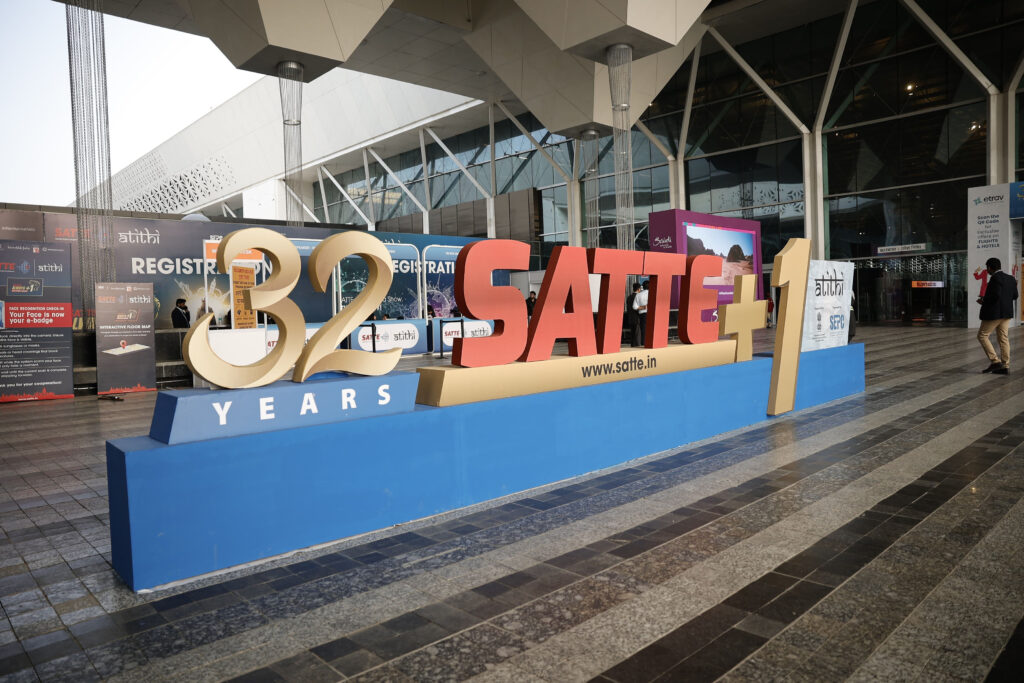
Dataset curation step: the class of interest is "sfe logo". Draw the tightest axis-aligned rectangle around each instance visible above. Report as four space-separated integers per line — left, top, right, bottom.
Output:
829 314 845 331
450 241 725 368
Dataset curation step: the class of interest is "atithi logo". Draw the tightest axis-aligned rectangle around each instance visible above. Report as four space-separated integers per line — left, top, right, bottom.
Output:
118 228 160 245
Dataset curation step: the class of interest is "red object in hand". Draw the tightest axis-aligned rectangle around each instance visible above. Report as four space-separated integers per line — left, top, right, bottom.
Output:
120 340 127 349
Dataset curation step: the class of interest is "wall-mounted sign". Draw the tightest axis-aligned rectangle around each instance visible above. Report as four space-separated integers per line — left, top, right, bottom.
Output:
876 243 926 255
911 281 944 288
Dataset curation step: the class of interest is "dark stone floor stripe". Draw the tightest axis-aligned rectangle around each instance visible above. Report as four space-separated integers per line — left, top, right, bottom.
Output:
592 409 1024 683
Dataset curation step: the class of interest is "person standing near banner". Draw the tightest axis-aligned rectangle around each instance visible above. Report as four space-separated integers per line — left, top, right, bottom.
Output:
633 280 649 346
977 258 1018 375
626 282 642 347
171 299 190 328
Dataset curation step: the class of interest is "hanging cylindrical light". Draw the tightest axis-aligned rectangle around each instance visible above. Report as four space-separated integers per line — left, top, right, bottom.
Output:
66 0 115 329
278 61 304 226
581 129 601 248
606 44 635 252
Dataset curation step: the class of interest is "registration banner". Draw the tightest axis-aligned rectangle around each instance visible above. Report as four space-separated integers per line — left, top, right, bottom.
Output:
0 240 73 402
801 260 854 352
95 282 156 395
230 264 257 329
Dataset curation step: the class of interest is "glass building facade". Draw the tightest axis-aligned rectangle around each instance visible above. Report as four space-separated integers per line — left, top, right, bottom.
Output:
313 0 1024 325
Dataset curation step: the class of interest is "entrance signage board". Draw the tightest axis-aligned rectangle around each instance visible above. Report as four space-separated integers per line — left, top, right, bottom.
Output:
0 240 73 402
111 229 870 591
876 243 926 255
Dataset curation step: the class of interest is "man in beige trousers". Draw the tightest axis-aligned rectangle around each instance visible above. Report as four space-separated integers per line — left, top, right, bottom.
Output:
977 257 1019 375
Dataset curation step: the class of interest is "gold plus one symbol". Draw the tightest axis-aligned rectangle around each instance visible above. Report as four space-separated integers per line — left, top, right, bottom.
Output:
717 274 767 362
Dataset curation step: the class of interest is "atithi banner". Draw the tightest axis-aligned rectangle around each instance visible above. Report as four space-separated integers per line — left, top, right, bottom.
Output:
94 282 156 395
801 260 854 352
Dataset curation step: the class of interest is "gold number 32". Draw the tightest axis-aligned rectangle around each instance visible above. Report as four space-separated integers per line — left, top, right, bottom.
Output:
183 228 401 388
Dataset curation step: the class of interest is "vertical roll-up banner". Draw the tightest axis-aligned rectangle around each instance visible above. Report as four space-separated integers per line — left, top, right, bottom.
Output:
801 261 854 351
95 282 156 394
0 240 74 402
967 185 1019 328
230 264 257 329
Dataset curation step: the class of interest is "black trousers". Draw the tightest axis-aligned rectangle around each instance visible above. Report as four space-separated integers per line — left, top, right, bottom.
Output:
635 313 646 347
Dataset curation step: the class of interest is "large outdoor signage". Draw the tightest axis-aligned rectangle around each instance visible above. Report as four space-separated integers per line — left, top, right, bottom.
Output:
0 240 73 402
184 228 813 416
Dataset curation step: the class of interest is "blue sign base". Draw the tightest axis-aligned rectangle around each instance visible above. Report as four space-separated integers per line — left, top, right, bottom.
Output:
107 344 864 590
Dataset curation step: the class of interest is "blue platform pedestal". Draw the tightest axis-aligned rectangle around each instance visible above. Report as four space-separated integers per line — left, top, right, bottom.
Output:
107 344 864 590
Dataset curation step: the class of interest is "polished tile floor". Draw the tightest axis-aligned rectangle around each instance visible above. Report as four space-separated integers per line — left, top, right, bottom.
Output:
1 326 1023 682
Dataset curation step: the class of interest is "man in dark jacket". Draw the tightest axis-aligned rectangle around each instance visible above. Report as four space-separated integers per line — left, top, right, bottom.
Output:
977 257 1019 375
171 299 191 328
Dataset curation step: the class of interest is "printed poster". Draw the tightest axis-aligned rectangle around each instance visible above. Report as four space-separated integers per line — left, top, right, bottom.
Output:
0 240 73 402
230 264 257 329
95 282 156 395
801 260 854 352
966 185 1021 327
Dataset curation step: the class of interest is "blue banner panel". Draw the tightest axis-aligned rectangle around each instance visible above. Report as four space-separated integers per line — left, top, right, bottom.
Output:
149 372 419 444
1010 181 1024 220
108 344 864 589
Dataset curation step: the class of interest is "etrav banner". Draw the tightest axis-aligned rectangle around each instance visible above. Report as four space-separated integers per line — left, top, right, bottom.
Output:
94 282 156 395
0 240 73 402
967 184 1023 327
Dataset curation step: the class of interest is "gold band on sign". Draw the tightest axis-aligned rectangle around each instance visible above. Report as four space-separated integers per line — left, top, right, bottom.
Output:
416 340 737 407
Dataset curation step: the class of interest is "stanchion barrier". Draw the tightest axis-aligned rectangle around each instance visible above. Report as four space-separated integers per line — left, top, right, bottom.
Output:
357 322 378 353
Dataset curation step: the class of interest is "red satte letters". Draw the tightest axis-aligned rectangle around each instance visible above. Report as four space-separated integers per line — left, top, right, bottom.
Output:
452 241 724 368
